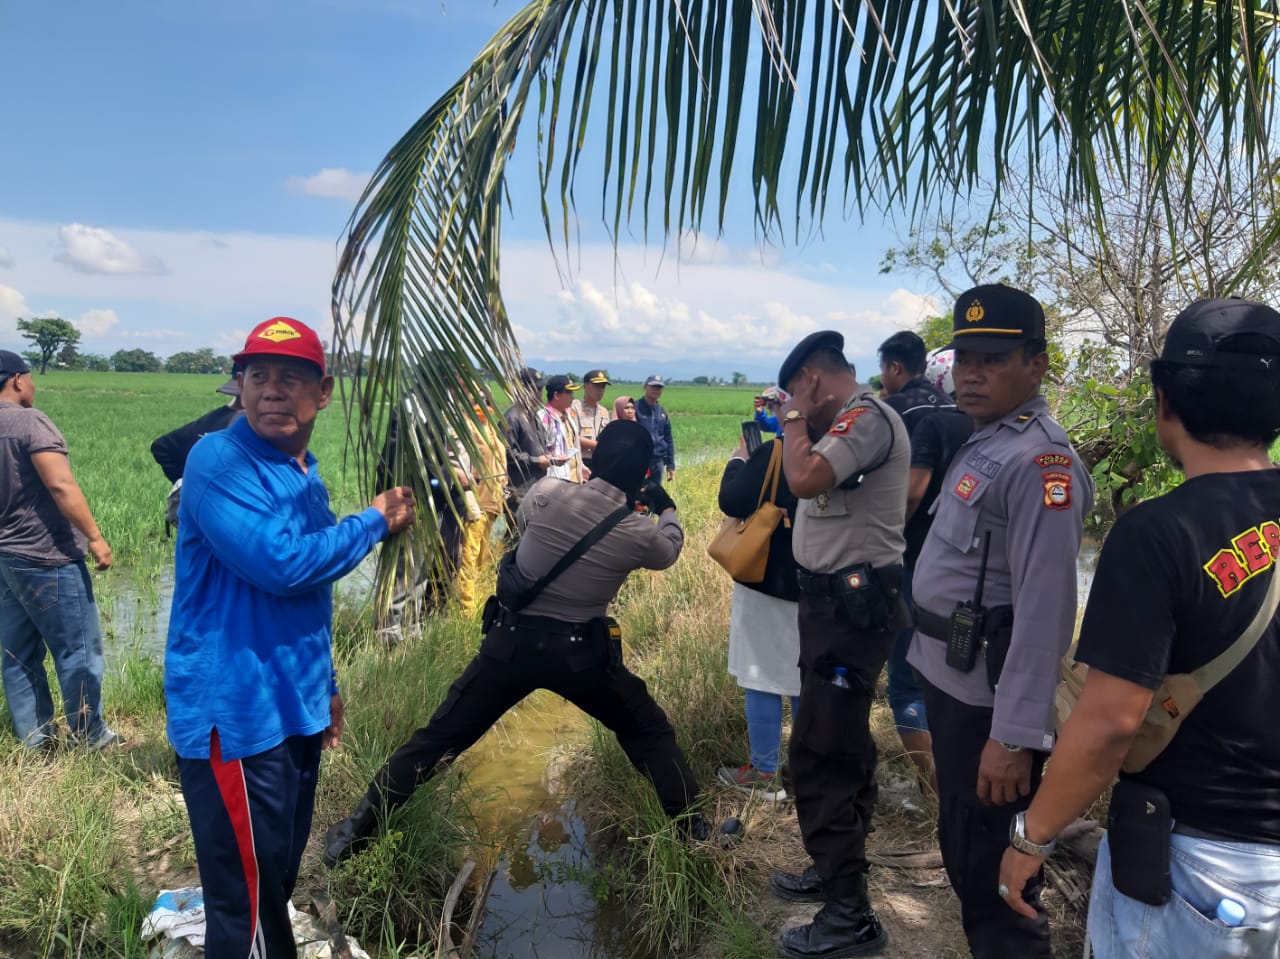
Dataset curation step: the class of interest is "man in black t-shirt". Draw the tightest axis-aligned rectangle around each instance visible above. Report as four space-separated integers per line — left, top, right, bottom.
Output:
878 332 972 789
997 299 1280 957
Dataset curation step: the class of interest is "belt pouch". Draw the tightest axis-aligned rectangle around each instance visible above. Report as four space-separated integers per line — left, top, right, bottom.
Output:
481 595 499 634
834 563 890 631
982 606 1015 690
1107 779 1173 906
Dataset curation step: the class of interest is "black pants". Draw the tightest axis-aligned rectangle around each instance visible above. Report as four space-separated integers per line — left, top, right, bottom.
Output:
369 622 699 818
790 594 894 898
922 678 1051 959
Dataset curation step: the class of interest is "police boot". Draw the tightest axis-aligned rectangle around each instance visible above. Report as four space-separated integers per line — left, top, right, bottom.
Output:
772 864 823 903
776 875 886 959
322 793 384 868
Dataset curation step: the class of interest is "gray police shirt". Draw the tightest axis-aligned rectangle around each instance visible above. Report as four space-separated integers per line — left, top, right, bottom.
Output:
909 395 1092 751
0 402 86 565
793 392 909 573
514 476 683 621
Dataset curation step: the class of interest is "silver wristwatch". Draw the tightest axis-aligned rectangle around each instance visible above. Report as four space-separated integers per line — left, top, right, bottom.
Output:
1008 811 1056 857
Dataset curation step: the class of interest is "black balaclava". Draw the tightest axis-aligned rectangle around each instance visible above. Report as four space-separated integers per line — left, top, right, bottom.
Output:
590 420 653 501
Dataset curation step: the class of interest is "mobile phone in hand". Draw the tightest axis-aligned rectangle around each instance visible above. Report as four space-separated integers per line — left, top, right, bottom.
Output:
741 421 763 454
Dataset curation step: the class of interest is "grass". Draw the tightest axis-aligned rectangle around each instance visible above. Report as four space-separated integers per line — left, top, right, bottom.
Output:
0 370 1091 957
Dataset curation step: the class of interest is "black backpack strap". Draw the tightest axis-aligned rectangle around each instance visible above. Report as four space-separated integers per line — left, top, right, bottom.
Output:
511 504 634 610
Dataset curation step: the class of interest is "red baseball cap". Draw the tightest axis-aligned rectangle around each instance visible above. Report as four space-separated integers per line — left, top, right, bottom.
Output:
232 317 326 374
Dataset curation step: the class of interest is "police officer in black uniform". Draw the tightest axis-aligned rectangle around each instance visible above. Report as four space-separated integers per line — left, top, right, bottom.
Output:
322 420 715 866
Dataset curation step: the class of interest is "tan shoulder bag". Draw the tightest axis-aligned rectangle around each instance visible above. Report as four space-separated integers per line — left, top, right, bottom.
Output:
1055 566 1280 773
707 439 789 584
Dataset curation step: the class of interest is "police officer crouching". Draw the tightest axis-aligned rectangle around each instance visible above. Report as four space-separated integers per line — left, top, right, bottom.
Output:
771 331 911 958
322 420 717 867
908 285 1092 958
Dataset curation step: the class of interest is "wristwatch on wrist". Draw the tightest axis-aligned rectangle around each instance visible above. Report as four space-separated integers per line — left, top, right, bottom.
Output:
1009 811 1057 857
783 409 806 425
999 741 1024 752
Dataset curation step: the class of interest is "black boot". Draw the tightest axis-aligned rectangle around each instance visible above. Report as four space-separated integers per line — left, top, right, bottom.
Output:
772 864 823 903
322 794 382 868
776 882 886 959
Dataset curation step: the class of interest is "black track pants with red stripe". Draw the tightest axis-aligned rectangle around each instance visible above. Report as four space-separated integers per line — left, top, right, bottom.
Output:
177 729 323 958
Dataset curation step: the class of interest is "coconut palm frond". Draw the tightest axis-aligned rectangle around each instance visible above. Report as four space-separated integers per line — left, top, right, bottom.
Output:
334 0 1280 609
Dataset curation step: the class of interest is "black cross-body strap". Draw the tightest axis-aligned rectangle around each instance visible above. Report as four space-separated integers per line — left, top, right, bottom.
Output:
511 504 634 610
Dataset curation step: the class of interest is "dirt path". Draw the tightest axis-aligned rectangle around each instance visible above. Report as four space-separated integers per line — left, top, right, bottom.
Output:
703 711 1088 959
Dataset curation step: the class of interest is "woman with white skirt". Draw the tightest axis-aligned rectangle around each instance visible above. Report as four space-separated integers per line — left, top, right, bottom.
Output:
716 430 802 802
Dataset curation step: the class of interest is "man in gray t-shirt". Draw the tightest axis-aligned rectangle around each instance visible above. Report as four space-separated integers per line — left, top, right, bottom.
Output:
0 350 118 750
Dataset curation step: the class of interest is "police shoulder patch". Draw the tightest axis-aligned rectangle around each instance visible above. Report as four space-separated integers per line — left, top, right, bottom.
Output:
828 406 870 435
955 473 980 500
1035 452 1072 469
1042 470 1072 510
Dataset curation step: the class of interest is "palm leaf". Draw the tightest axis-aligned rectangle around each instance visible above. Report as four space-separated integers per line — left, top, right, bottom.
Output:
334 0 1280 608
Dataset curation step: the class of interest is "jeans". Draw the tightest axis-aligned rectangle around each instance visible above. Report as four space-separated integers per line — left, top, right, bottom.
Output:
0 554 107 747
886 563 928 732
1089 830 1280 959
744 687 799 774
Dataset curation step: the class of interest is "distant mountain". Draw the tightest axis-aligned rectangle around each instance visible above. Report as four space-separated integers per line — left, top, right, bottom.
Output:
522 356 779 385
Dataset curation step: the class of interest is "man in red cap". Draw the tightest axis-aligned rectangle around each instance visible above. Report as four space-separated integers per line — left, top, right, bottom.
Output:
164 317 416 958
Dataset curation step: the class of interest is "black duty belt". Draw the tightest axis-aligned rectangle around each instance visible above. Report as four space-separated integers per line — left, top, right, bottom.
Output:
493 605 591 637
912 604 951 640
796 564 902 597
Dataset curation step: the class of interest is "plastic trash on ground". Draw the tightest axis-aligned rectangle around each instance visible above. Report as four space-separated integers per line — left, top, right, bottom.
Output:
143 887 374 958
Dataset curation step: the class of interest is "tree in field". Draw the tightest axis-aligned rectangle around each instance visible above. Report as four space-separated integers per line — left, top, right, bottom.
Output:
57 343 80 370
79 353 111 372
731 371 747 387
111 349 162 373
166 348 230 374
327 2 1280 610
17 318 81 374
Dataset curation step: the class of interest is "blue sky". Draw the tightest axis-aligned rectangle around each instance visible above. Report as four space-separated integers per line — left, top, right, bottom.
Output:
0 1 937 380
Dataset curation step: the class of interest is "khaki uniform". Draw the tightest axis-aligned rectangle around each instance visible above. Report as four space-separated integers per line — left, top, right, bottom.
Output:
908 394 1092 958
790 391 910 899
572 399 611 467
456 407 509 615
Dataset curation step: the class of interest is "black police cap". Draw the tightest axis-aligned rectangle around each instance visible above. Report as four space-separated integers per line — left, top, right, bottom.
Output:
1157 298 1280 371
778 330 845 390
949 284 1045 353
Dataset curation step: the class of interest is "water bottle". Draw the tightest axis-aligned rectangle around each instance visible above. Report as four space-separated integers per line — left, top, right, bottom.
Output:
831 666 852 689
1216 898 1246 927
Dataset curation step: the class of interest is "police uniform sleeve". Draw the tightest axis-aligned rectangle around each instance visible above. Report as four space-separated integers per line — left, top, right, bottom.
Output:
811 402 893 486
635 509 683 570
990 446 1093 751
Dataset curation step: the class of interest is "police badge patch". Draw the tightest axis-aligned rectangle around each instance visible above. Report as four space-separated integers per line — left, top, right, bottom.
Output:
1042 470 1072 510
955 474 980 500
828 407 870 435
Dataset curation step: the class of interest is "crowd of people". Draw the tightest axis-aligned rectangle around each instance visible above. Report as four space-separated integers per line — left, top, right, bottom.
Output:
2 284 1278 959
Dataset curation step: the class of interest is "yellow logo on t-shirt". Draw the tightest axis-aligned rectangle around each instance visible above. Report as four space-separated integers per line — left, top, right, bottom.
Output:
1204 520 1280 597
258 321 301 343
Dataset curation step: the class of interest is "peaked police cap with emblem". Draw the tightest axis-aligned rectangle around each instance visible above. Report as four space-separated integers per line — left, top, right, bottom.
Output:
232 317 326 374
1155 298 1280 372
948 284 1046 353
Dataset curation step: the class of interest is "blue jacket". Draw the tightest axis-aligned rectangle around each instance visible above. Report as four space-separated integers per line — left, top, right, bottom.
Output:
755 408 781 436
164 416 387 760
635 397 675 469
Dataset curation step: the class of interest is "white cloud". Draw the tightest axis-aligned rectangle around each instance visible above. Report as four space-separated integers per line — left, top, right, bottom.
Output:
55 223 168 276
76 309 119 336
0 215 931 371
284 168 370 202
0 284 30 337
0 246 13 268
